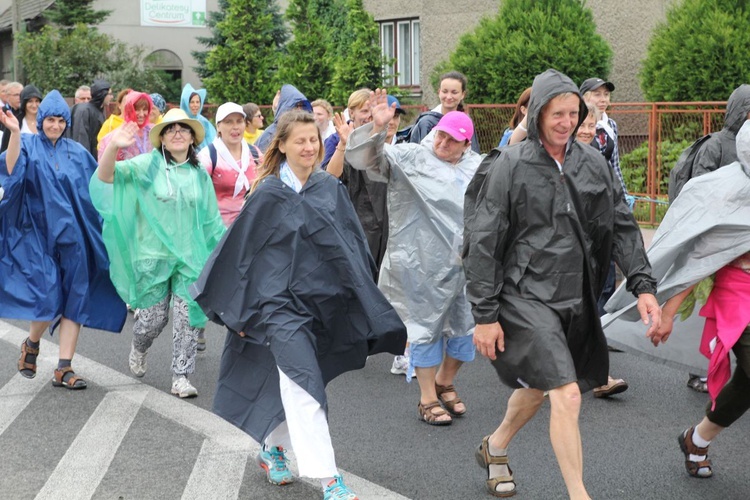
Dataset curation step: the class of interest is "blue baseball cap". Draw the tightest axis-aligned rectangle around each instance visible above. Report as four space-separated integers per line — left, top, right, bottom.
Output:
387 95 406 115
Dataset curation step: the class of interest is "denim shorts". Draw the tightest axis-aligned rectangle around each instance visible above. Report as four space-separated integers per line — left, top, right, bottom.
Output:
410 334 475 368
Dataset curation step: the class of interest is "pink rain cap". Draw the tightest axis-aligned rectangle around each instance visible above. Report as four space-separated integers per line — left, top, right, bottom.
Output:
433 111 474 142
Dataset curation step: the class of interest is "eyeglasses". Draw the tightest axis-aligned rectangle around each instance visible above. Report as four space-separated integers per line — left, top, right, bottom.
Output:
163 126 193 138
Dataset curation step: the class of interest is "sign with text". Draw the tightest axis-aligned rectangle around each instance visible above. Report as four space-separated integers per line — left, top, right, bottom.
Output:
141 0 207 28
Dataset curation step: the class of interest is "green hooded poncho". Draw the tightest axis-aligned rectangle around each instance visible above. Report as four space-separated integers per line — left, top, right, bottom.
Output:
90 149 225 327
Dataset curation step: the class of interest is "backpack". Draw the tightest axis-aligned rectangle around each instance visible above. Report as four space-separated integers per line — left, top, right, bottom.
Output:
395 111 442 144
667 134 713 203
208 143 261 179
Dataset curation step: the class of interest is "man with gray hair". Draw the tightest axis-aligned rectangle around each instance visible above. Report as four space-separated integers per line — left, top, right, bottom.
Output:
0 82 22 153
463 69 660 498
74 85 92 104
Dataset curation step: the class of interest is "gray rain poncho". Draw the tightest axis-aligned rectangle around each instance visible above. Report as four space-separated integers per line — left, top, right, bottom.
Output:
603 121 750 372
463 69 656 392
345 125 482 346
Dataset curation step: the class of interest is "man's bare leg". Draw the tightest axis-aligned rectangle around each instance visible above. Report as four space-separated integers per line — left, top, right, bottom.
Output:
548 382 590 500
483 388 544 495
489 388 545 448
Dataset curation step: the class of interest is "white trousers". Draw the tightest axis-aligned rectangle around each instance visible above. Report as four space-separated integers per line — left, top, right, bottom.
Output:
265 368 338 478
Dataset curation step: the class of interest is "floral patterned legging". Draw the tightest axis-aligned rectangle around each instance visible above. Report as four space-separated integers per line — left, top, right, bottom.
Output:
132 294 202 376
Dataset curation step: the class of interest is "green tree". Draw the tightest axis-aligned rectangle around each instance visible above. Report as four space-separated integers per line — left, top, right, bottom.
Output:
201 0 288 104
17 25 113 95
275 0 334 100
328 0 383 106
436 0 612 104
640 0 750 101
43 0 111 30
19 24 178 99
193 0 230 80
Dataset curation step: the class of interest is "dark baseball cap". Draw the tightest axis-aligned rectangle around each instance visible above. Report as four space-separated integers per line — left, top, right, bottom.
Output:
579 78 615 95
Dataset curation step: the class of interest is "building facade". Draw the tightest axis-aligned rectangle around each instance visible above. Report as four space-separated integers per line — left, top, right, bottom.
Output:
363 0 677 105
2 0 675 105
0 0 219 88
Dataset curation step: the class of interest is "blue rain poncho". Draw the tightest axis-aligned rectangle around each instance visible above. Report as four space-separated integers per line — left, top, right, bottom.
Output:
0 90 126 332
180 84 216 151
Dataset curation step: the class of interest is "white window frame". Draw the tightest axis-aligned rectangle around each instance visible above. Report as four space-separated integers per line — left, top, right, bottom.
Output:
379 18 420 88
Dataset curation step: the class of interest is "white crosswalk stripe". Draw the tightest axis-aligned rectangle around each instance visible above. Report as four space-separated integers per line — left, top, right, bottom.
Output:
0 320 410 500
36 389 147 500
0 356 55 437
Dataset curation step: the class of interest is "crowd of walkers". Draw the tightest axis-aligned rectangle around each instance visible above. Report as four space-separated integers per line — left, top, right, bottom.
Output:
1 71 749 500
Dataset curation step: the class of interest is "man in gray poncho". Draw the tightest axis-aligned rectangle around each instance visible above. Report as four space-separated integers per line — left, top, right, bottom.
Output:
463 69 661 498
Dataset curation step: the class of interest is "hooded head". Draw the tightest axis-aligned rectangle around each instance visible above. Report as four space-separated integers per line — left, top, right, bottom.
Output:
526 69 587 147
723 84 750 134
36 90 72 135
122 91 154 129
90 79 111 109
180 83 207 119
273 84 312 124
20 84 43 117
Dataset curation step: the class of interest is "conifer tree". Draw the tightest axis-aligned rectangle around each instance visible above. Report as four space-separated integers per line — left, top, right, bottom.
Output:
328 0 383 106
201 0 289 104
44 0 111 30
275 0 334 101
193 0 230 80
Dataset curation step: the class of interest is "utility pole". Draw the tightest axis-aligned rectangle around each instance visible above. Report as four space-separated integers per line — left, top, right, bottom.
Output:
11 0 22 80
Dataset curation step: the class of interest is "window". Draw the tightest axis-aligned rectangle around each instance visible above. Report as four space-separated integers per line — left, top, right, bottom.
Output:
380 19 420 87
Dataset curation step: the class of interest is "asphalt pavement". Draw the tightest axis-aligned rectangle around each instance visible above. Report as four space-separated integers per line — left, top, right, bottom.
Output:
2 307 748 500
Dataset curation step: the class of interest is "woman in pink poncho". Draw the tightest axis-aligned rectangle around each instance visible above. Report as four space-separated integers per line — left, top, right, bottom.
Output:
98 92 154 161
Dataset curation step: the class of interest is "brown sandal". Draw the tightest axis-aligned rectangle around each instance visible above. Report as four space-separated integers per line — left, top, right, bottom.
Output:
52 366 87 390
417 401 452 426
18 339 39 379
475 435 517 497
678 427 712 478
435 383 467 416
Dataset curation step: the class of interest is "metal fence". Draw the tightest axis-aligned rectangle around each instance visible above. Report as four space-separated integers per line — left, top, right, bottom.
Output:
459 102 727 226
190 100 728 226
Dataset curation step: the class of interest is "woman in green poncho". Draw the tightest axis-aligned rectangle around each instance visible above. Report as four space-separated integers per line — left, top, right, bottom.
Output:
91 108 225 398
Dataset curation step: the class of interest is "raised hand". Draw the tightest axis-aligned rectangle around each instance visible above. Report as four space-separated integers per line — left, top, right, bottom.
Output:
333 112 354 144
368 88 396 131
0 109 20 134
111 122 139 149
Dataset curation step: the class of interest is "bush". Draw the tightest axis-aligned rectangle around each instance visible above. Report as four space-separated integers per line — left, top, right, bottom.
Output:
640 0 750 101
435 0 612 104
620 137 690 201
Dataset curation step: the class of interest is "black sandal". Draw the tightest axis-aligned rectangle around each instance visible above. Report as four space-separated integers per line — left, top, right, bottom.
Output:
52 366 87 390
18 338 39 379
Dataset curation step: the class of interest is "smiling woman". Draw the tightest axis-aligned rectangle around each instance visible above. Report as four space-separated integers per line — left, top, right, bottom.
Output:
97 92 154 162
198 102 262 227
90 107 225 398
0 89 127 392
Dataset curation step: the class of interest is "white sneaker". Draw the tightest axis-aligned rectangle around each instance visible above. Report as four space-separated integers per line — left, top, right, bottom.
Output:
171 375 198 398
390 355 409 375
128 343 147 378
